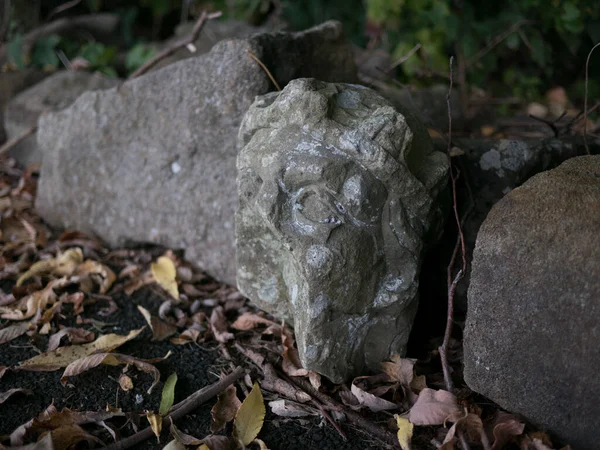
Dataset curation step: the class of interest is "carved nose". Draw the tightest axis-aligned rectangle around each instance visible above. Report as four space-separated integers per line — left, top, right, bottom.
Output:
256 180 281 226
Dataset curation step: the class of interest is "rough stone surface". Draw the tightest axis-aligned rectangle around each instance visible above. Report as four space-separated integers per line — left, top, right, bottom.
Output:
35 21 358 286
237 79 449 382
464 155 600 449
431 137 600 312
0 69 48 144
4 71 117 167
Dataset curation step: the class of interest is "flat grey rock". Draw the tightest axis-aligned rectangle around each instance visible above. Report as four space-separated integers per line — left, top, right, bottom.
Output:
35 21 357 285
237 79 449 382
4 71 117 167
0 69 48 144
464 155 600 449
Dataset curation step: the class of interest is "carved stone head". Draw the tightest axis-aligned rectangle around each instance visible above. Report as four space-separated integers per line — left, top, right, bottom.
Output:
236 79 448 382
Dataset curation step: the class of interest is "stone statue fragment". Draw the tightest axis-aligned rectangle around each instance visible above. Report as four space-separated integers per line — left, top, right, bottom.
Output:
236 79 449 382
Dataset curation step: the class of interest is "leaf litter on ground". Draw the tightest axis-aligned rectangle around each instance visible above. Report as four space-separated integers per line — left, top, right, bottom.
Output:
0 154 573 450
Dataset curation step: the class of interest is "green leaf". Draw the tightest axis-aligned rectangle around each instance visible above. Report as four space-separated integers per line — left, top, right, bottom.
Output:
78 42 116 68
562 3 581 22
505 32 520 50
159 372 178 416
529 32 548 68
31 34 61 69
7 35 25 68
125 43 156 73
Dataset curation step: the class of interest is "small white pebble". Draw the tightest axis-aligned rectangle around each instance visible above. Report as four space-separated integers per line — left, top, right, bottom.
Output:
171 161 182 174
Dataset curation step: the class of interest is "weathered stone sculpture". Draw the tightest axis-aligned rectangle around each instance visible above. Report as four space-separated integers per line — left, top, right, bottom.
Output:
236 79 449 382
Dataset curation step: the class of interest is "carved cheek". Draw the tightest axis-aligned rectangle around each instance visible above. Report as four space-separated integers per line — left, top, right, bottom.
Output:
304 244 334 277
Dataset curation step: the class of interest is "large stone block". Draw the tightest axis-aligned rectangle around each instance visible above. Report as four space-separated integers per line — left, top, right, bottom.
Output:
35 22 358 286
4 71 118 167
464 156 600 449
0 69 48 144
236 79 449 382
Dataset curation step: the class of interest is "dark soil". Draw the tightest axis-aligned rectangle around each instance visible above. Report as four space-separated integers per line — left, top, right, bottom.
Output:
0 287 375 450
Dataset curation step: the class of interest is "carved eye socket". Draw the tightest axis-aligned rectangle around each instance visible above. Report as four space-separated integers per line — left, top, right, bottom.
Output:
239 170 263 200
296 189 341 225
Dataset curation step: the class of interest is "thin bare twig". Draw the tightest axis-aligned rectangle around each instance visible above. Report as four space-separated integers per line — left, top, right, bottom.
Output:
390 43 421 69
529 111 567 138
47 0 83 20
126 10 222 81
466 20 534 68
564 102 600 135
439 56 468 395
289 376 398 448
102 366 245 450
583 42 600 155
247 50 281 91
0 125 37 156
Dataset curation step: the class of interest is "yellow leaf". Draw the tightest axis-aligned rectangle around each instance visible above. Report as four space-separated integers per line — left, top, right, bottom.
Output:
233 382 265 446
18 327 144 370
197 445 210 450
146 412 162 440
151 256 179 299
163 440 186 450
395 415 414 450
17 248 83 286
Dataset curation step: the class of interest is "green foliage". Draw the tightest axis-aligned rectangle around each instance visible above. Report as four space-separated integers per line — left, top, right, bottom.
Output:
365 0 600 99
125 43 156 73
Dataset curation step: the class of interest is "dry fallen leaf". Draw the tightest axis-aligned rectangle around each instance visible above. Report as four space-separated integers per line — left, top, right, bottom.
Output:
395 415 414 450
119 374 134 391
163 439 186 450
281 326 308 377
199 435 235 450
47 327 94 352
381 354 416 386
61 351 170 394
233 382 266 446
151 256 179 299
231 312 277 331
491 413 525 450
16 248 83 286
49 423 104 449
18 327 144 371
0 322 31 344
407 388 460 426
350 379 398 413
0 387 33 404
169 421 203 446
269 399 317 418
0 278 67 321
146 412 163 440
211 384 242 432
74 259 116 294
443 410 485 447
137 305 177 341
209 306 234 343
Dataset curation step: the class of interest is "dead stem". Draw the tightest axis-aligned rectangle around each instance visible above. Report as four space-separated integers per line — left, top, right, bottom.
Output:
583 42 600 155
247 51 281 91
126 10 222 81
101 366 245 450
